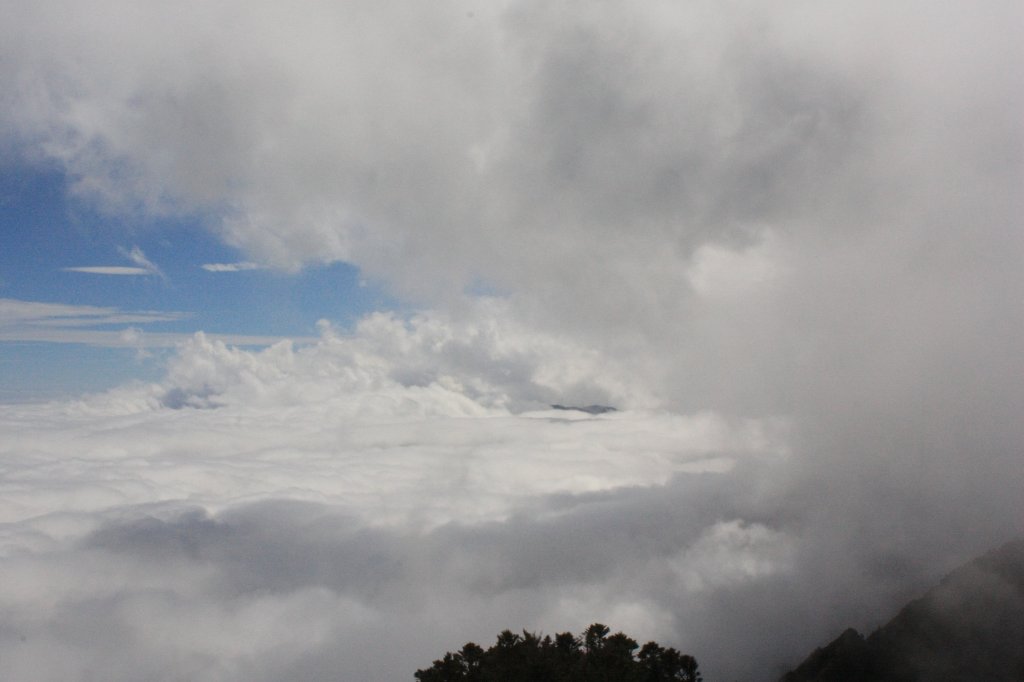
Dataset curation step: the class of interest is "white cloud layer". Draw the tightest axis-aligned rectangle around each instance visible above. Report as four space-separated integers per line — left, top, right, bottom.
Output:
1 1 1022 680
0 313 796 680
1 304 1020 680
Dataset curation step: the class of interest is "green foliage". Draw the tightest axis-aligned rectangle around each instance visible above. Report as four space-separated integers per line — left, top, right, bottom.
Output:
415 624 701 682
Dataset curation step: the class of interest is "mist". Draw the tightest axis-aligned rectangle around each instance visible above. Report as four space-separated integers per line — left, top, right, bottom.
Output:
1 1 1022 679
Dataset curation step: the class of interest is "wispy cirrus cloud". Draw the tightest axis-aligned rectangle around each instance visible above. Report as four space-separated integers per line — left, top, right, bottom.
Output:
0 298 182 327
61 265 153 275
0 298 295 348
0 297 185 347
63 246 164 278
201 261 261 272
122 245 164 278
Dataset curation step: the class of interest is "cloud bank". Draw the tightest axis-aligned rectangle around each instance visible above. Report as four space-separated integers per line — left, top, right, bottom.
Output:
0 314 793 680
1 305 1019 680
1 1 1022 680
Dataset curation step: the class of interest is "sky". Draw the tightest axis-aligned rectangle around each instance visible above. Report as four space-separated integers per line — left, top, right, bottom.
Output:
0 162 399 400
0 1 1022 681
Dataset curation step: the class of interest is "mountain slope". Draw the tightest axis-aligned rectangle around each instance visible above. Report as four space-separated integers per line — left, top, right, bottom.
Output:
780 538 1024 682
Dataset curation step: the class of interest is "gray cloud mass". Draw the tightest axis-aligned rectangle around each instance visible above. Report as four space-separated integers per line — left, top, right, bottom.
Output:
1 1 1022 680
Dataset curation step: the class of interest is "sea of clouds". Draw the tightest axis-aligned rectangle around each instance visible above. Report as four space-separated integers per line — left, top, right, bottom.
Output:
2 1 1023 680
1 303 1019 681
1 311 798 680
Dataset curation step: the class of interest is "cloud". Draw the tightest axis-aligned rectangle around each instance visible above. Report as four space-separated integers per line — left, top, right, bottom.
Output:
201 262 261 272
0 310 790 679
64 246 163 278
0 298 185 329
1 307 1019 680
1 1 1022 680
0 323 791 680
121 245 164 278
61 266 153 275
0 298 293 348
154 302 662 413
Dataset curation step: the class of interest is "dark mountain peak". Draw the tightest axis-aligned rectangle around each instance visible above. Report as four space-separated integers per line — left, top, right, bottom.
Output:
550 404 618 415
780 537 1024 682
780 629 870 682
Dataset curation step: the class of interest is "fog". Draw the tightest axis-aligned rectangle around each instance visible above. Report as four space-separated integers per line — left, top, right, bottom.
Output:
1 1 1022 679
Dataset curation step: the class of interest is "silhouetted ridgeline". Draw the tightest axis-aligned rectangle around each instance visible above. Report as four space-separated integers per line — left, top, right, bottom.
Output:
780 537 1024 682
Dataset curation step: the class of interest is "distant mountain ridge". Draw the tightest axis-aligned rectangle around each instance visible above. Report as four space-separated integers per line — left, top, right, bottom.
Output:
549 404 618 415
780 538 1024 682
